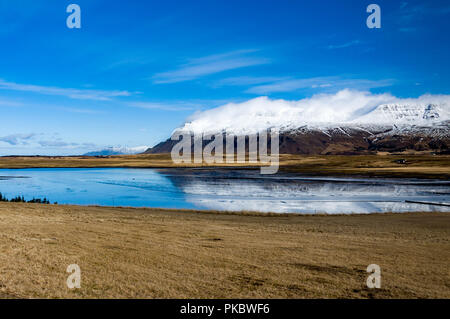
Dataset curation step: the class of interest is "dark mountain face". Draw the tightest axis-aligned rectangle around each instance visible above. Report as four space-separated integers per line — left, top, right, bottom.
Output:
144 124 450 155
145 139 179 154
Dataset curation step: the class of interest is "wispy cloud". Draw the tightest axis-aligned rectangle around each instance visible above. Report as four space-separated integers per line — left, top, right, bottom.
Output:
213 76 288 87
37 140 79 148
246 77 394 94
397 2 450 30
0 133 35 145
129 99 234 112
104 56 154 70
56 107 105 114
327 40 361 50
0 95 106 114
152 50 269 84
0 79 132 101
0 98 24 107
129 101 199 111
0 132 99 152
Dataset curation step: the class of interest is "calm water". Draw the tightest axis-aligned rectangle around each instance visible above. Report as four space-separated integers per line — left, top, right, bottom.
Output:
0 168 449 214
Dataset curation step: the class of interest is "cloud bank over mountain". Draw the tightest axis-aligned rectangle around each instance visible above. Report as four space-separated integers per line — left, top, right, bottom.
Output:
177 90 450 135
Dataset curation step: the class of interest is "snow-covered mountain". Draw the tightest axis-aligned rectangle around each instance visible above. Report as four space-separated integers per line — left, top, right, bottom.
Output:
84 146 149 156
176 90 450 134
145 90 450 155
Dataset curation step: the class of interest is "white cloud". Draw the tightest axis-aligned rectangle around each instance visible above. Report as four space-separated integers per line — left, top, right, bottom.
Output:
152 50 269 84
0 133 35 145
177 89 450 135
0 79 132 101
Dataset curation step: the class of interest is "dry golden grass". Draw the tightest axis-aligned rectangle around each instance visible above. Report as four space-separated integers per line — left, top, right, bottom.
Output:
0 154 449 179
279 154 450 179
0 202 448 299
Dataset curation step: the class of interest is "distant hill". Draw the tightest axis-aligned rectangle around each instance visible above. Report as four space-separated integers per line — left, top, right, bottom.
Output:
84 146 149 156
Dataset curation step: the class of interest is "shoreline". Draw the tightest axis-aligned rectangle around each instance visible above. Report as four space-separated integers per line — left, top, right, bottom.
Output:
0 202 449 298
12 202 450 217
3 201 448 216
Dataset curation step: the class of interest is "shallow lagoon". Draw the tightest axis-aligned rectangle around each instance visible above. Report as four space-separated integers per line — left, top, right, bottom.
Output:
0 168 449 214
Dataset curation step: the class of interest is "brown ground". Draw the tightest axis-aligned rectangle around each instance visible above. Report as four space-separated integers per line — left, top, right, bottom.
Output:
0 202 448 299
0 154 449 179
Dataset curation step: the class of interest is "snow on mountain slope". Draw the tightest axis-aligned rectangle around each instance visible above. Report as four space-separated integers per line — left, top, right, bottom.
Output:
177 90 450 135
354 103 449 126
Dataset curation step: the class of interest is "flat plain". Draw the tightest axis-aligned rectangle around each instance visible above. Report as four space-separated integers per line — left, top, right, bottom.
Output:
0 202 448 298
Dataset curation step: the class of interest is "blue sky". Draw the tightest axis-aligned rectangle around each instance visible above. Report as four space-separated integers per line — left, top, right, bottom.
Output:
0 0 449 155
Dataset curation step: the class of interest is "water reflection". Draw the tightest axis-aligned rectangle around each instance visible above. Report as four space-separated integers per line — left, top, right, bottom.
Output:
0 168 449 214
160 169 450 213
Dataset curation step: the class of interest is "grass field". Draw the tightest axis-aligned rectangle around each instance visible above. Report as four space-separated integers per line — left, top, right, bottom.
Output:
0 202 449 299
0 153 449 179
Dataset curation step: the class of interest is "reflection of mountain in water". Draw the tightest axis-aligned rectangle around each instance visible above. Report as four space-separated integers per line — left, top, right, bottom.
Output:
159 169 450 214
1 168 449 214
